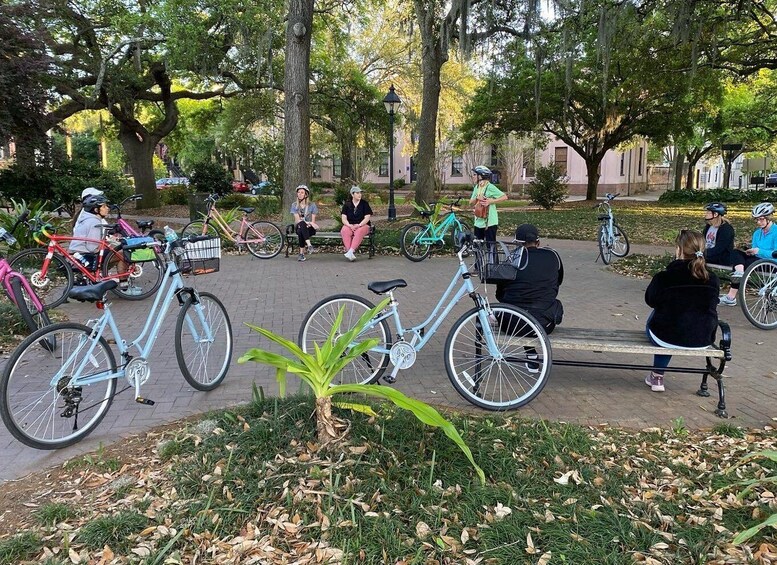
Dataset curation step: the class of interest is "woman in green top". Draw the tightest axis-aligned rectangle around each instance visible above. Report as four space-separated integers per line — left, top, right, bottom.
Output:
469 165 508 244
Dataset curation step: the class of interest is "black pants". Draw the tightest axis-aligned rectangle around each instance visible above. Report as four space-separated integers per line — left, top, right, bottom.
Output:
296 222 316 248
474 225 498 242
730 250 760 289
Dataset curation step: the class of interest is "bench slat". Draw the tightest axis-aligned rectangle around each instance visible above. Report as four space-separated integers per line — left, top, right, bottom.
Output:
546 327 725 358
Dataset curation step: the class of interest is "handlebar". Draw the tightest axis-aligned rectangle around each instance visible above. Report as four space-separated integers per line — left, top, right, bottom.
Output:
9 209 30 235
116 234 215 253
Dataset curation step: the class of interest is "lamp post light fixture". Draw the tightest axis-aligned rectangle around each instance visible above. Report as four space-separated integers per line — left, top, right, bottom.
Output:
383 84 401 221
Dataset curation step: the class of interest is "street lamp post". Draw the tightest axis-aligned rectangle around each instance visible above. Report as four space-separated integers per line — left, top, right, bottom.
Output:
383 85 401 221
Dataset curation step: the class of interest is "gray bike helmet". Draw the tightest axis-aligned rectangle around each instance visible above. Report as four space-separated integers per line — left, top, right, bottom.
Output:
83 194 108 212
705 202 727 216
471 165 492 180
752 202 774 218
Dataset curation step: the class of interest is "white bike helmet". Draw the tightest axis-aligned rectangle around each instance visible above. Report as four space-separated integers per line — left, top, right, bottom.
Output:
751 202 774 218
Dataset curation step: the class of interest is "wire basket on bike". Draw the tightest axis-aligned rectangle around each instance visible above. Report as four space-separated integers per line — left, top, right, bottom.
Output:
473 240 526 284
175 237 222 275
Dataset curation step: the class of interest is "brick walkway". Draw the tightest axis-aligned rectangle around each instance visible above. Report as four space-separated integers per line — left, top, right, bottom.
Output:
1 238 774 482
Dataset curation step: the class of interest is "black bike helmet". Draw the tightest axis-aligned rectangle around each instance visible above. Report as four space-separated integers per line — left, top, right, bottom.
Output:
704 202 727 216
83 194 108 213
471 165 492 179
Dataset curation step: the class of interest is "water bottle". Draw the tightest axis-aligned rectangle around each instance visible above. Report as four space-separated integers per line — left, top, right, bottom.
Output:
72 251 90 267
163 225 178 242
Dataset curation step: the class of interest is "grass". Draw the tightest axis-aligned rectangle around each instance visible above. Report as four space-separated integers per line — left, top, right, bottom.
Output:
2 396 773 563
0 532 41 564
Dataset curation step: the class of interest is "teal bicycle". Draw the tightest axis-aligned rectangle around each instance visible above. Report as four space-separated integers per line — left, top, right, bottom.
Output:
400 197 471 262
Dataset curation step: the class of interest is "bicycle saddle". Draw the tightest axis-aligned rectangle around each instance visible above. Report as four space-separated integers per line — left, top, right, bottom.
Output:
239 207 255 214
419 210 433 218
68 280 118 302
136 220 154 229
367 279 407 294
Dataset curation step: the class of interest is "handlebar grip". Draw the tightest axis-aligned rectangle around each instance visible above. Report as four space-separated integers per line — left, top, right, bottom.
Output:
10 209 29 234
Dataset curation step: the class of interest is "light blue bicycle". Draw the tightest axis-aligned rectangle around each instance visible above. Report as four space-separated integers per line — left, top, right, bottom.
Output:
298 236 552 410
400 197 471 261
0 235 233 449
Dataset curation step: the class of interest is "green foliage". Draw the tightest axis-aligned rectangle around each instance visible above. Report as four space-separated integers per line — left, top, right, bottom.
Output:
658 188 775 204
333 184 349 206
251 137 284 187
77 510 148 552
188 161 232 196
0 199 64 251
34 503 77 526
393 178 406 189
251 196 282 217
0 532 41 564
310 181 334 191
217 193 254 209
0 301 30 341
238 301 485 484
527 163 569 210
720 450 777 544
159 184 192 206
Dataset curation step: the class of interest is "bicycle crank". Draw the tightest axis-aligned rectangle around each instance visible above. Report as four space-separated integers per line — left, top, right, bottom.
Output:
389 341 416 370
125 357 151 387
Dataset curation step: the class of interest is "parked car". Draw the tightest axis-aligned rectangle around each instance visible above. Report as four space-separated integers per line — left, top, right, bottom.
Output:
250 181 274 195
231 179 253 193
156 177 190 190
766 173 777 188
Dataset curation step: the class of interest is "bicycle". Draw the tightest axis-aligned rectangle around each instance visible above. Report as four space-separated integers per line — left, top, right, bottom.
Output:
8 217 164 308
738 252 777 330
298 236 552 410
595 193 630 264
400 198 471 262
0 234 233 449
180 193 283 259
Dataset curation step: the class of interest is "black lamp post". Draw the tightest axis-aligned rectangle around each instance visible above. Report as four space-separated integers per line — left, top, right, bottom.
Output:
383 84 401 221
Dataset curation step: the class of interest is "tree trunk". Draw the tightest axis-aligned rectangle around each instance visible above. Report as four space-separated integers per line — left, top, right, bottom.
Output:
340 139 354 183
315 396 338 444
119 127 160 209
283 0 313 217
672 151 684 191
584 157 602 200
723 160 732 189
415 47 444 206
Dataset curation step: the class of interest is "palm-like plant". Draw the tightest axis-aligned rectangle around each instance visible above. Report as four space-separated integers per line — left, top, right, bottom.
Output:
239 299 485 485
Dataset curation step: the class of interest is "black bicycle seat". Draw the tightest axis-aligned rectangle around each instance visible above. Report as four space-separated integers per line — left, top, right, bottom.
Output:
367 279 407 294
136 220 154 229
419 210 432 218
68 280 118 302
239 207 255 214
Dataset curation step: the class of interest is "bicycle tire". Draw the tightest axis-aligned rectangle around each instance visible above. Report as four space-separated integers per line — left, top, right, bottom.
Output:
400 222 432 262
101 247 164 301
611 224 630 258
739 259 777 330
298 294 391 385
8 276 55 350
243 220 283 259
0 322 117 449
175 291 233 390
181 221 219 239
7 248 73 309
444 304 551 410
453 220 471 252
597 225 612 265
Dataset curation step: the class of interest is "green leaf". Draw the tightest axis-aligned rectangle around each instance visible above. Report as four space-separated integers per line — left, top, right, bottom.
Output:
732 512 777 544
333 401 378 416
275 367 287 398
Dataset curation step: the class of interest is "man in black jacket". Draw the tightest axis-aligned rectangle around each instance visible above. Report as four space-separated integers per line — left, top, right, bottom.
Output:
496 224 564 334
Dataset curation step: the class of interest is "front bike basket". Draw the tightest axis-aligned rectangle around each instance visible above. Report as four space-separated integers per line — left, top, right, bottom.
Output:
474 240 526 284
177 237 222 275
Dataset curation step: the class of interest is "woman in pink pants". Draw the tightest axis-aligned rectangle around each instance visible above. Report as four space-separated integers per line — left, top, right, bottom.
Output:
340 185 373 261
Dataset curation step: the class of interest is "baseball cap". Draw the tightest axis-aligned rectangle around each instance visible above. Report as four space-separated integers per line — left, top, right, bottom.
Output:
81 187 104 200
515 223 539 243
350 185 362 194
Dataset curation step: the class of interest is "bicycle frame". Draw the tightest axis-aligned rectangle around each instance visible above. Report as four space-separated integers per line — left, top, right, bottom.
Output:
598 201 615 243
46 257 209 399
413 212 465 245
200 202 262 245
0 260 45 312
36 235 128 283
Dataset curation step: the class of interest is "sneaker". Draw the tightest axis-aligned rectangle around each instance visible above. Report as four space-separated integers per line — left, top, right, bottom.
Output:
719 294 737 306
730 270 743 280
345 250 356 262
298 253 306 262
525 353 540 374
307 244 315 254
645 372 665 392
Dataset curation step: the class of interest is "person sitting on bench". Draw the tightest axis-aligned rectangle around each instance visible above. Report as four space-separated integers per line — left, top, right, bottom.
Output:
644 229 719 392
340 185 373 262
291 185 319 262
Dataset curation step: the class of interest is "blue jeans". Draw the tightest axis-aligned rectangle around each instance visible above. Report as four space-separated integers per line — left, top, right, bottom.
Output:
645 312 671 375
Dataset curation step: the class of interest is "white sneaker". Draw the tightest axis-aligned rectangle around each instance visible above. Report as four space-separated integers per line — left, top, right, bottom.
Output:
345 250 356 262
719 295 737 306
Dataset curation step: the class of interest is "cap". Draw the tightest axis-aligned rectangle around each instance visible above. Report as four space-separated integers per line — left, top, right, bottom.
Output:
515 223 539 243
81 187 104 200
350 185 362 194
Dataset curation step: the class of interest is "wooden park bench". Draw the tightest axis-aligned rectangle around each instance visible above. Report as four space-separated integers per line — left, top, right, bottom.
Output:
284 224 377 259
547 323 733 417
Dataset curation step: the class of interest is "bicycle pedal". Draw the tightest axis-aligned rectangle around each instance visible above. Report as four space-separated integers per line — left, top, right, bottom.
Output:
135 397 155 406
382 375 397 384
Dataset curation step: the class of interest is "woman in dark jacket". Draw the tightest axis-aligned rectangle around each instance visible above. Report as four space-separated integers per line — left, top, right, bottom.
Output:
702 202 736 266
644 229 719 392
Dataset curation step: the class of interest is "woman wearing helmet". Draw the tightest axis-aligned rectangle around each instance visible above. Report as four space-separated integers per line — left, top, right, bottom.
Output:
291 185 319 262
469 165 507 244
702 202 736 267
719 202 776 306
69 194 110 270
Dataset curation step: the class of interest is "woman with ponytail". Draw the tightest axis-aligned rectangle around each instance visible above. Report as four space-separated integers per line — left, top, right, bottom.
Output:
643 230 720 392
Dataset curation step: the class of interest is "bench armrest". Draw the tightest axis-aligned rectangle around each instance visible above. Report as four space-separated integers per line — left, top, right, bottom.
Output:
717 320 732 361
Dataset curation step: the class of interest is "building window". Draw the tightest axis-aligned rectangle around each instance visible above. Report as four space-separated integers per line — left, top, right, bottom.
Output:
524 151 536 177
638 147 644 176
620 153 625 176
378 152 388 177
451 155 463 177
311 158 321 178
490 144 498 167
332 156 341 178
554 147 568 175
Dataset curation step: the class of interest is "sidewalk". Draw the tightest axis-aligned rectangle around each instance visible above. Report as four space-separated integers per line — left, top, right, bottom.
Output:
0 239 773 483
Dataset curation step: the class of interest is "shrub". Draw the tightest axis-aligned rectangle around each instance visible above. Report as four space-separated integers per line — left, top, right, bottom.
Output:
527 163 569 210
392 178 406 189
217 193 254 209
311 181 334 191
334 184 349 206
250 195 281 217
658 188 775 204
159 184 192 206
0 199 67 251
189 161 232 196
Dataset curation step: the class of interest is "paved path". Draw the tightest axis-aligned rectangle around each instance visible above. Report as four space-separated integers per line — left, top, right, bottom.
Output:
1 238 774 483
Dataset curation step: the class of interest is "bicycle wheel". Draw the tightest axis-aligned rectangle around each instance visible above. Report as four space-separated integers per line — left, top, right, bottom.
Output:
400 222 432 262
611 224 630 258
243 220 283 259
444 304 551 410
298 294 391 385
8 276 55 350
739 260 777 330
181 221 219 239
101 248 164 301
597 225 612 265
8 248 73 309
0 322 117 449
175 291 233 390
453 220 471 252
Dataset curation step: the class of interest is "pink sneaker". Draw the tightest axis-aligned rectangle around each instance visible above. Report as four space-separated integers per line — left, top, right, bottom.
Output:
645 372 665 392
